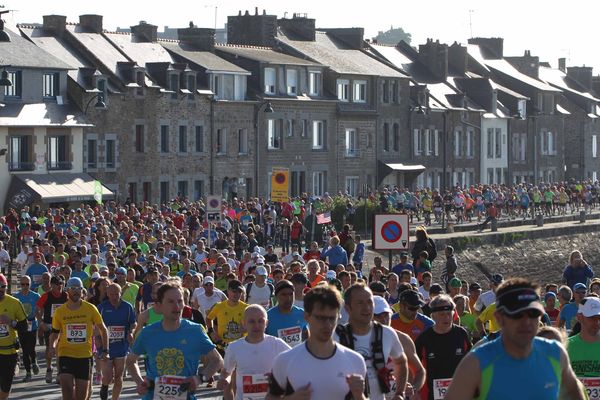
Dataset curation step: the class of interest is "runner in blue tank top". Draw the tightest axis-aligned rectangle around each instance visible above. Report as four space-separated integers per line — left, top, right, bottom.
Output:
266 280 308 347
446 278 585 400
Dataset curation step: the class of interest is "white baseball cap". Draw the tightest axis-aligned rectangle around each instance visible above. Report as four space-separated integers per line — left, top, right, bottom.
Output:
373 295 392 315
579 297 600 317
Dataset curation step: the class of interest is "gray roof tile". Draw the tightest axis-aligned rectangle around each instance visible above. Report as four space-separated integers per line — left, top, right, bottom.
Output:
1 27 71 70
162 42 249 73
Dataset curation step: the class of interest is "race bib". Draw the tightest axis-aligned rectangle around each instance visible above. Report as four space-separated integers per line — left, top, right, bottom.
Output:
0 324 8 338
33 275 42 284
108 326 125 341
277 326 302 346
66 324 87 343
242 374 269 399
27 320 33 332
581 378 600 400
153 375 187 400
433 378 452 400
51 303 62 318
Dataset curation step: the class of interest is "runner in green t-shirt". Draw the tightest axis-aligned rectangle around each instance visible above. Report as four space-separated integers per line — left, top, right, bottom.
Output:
567 297 600 378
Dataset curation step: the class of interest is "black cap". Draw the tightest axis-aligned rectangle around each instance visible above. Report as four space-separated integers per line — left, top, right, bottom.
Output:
274 280 294 295
469 282 482 291
400 290 425 307
290 273 308 285
369 281 386 294
491 274 504 285
50 276 64 285
228 279 244 291
429 283 444 295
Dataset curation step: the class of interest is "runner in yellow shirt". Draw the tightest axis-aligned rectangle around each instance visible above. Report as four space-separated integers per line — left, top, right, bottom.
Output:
49 277 109 400
0 273 28 399
207 279 248 355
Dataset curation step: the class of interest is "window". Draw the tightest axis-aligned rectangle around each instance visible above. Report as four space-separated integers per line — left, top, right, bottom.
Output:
143 182 152 202
312 121 325 150
487 128 494 158
286 69 298 95
456 129 464 158
193 180 204 201
97 78 107 104
547 131 556 155
301 120 308 138
238 129 248 154
593 135 598 158
382 80 389 103
413 129 423 156
309 71 321 96
177 181 188 199
392 80 399 103
170 74 179 100
160 182 170 204
195 126 204 153
428 129 436 156
383 123 390 152
211 74 221 99
4 71 21 97
160 125 169 153
393 123 400 152
487 168 494 184
346 176 359 197
286 119 294 137
496 168 503 185
345 129 358 157
217 128 227 155
312 171 326 196
105 138 116 169
518 99 527 119
466 129 474 158
43 72 59 99
353 80 367 102
267 119 281 150
136 71 145 96
87 139 97 169
495 128 502 158
186 74 195 100
519 133 527 161
179 126 188 153
264 68 276 94
234 75 245 100
135 125 145 153
291 171 306 197
128 183 137 204
337 79 349 101
48 136 70 170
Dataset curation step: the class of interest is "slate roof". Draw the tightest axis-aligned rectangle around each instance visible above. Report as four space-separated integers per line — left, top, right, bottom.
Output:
0 103 90 127
278 30 403 77
216 43 320 67
0 27 71 70
104 31 174 68
538 67 600 102
162 42 249 74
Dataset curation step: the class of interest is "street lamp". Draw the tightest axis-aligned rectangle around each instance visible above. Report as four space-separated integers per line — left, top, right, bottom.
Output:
0 70 11 87
83 93 106 114
254 101 274 197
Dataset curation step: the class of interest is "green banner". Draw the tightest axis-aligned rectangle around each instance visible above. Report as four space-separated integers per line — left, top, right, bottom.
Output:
94 180 103 204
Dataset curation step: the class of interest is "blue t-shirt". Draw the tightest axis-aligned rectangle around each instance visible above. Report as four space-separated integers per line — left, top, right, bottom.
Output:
25 264 49 290
559 302 579 331
176 269 198 279
472 336 561 400
98 299 136 358
391 263 414 276
562 265 594 289
266 305 307 347
71 270 90 286
131 319 215 400
14 290 40 331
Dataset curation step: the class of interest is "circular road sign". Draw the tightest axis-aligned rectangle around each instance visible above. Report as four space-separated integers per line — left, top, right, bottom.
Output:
275 173 286 184
381 221 403 243
209 198 220 209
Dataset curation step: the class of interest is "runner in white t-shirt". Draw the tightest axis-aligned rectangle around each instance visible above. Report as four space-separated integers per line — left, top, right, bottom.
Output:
245 266 273 308
192 276 227 318
218 305 290 400
266 285 367 400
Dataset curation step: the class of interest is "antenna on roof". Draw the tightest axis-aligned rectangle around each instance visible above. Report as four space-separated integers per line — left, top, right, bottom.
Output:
468 10 474 38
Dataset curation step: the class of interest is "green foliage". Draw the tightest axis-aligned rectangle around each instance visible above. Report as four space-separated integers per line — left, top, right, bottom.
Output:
313 195 378 233
374 26 412 45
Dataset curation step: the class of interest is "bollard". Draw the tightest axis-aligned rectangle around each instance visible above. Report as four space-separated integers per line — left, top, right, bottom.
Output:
580 210 586 223
446 223 455 233
536 214 544 227
491 218 498 232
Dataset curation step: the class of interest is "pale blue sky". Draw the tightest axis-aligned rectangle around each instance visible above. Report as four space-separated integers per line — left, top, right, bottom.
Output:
6 0 600 73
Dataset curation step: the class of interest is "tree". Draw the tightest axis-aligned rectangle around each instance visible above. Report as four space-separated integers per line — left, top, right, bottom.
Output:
374 26 411 45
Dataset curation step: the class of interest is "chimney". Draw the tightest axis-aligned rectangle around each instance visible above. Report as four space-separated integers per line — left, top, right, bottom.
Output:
506 51 539 79
418 39 448 81
467 37 504 59
592 76 600 96
178 26 215 51
278 13 315 41
448 42 468 75
227 10 277 47
43 15 67 34
131 21 158 43
79 14 103 33
558 58 566 73
567 66 593 91
323 28 365 49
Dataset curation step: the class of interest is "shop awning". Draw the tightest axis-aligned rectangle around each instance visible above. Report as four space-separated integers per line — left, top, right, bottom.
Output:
5 173 114 210
378 161 426 185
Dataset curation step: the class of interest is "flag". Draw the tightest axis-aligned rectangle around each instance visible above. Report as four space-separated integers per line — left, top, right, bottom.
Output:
317 212 331 224
93 180 103 204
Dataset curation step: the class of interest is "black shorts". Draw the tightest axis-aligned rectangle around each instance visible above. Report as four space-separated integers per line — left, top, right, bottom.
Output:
0 353 18 393
58 356 93 381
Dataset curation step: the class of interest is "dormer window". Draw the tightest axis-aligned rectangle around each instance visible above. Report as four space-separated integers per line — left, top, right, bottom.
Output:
353 80 366 103
4 70 21 98
309 71 321 96
286 69 297 95
186 74 195 100
211 74 222 99
43 72 59 100
337 79 349 102
96 77 108 104
264 68 276 95
517 99 527 119
169 73 179 100
135 70 145 96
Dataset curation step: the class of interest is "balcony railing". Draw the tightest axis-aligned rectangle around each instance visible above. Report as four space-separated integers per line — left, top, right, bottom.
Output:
8 162 35 172
47 161 73 170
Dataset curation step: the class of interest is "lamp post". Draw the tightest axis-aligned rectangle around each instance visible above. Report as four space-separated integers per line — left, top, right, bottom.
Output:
83 93 106 114
253 100 274 197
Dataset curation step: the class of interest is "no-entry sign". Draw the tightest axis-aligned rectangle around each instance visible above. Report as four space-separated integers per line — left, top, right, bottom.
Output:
373 214 410 250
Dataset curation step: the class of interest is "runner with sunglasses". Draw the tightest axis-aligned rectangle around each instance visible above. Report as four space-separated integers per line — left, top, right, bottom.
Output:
49 277 109 400
446 278 585 400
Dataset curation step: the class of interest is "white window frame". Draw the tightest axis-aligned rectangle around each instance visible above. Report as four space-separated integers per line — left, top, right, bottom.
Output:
264 68 276 95
312 171 326 196
234 75 245 100
353 80 367 103
345 128 358 157
466 129 473 158
548 131 556 155
267 119 281 150
286 69 298 95
312 120 324 150
309 71 321 96
337 79 349 102
286 119 294 137
495 128 502 159
427 129 435 155
486 128 494 159
455 129 463 158
414 129 422 156
593 135 598 158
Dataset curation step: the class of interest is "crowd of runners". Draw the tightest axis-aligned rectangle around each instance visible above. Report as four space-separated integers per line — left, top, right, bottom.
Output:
0 195 597 399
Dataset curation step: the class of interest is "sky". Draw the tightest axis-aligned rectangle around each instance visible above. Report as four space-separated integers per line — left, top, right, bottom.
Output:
5 0 600 72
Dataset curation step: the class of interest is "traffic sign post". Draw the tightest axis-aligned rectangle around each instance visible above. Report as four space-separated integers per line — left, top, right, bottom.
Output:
205 195 221 249
372 214 410 270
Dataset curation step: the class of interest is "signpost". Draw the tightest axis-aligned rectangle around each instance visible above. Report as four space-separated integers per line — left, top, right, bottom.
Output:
206 195 221 248
270 168 289 202
372 214 410 270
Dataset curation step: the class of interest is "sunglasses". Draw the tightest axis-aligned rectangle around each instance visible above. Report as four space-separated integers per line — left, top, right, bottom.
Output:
504 309 543 320
68 286 83 291
405 305 420 311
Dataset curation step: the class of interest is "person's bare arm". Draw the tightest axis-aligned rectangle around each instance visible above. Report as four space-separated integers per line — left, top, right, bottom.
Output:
445 353 481 400
398 331 426 392
558 346 585 400
132 309 148 338
391 352 408 399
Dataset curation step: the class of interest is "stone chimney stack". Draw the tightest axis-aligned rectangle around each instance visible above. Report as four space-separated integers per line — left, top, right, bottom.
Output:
178 24 216 51
227 9 277 47
79 14 103 33
567 66 593 91
418 39 448 81
42 15 67 34
131 21 158 43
